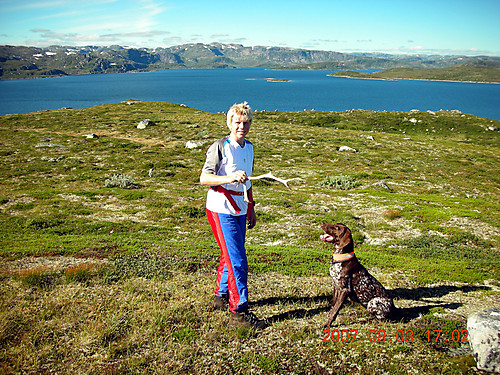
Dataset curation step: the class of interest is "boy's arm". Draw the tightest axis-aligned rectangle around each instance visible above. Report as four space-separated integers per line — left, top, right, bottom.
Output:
199 171 248 186
246 187 256 229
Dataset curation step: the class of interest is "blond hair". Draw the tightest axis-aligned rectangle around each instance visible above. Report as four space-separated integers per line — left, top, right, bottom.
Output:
227 101 252 127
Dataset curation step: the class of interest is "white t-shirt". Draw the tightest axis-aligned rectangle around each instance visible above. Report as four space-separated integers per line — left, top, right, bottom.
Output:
202 136 254 215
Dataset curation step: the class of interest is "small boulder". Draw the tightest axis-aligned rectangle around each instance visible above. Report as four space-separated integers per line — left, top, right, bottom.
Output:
137 119 153 129
123 100 142 105
467 307 500 373
35 142 64 148
185 140 205 149
359 134 375 141
338 146 357 152
372 181 393 192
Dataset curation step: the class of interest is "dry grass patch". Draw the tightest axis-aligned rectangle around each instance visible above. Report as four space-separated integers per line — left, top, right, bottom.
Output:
383 209 403 220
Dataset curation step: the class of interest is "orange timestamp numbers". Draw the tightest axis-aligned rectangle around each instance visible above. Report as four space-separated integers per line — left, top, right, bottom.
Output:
322 328 469 344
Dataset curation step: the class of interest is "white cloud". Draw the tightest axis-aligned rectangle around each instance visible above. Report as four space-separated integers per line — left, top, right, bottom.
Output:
34 10 84 20
134 0 170 31
28 27 173 47
3 0 117 13
1 1 66 11
340 44 497 56
161 36 185 45
102 31 171 38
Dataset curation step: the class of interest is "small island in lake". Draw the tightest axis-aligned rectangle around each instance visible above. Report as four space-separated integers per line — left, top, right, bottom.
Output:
266 78 291 82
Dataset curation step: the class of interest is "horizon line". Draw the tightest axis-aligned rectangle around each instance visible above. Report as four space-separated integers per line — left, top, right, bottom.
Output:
1 42 499 58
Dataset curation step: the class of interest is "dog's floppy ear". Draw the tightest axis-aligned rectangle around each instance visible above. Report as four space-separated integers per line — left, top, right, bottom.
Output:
336 224 353 250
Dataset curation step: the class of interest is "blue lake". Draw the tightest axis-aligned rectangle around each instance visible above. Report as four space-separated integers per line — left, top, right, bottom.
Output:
0 67 499 120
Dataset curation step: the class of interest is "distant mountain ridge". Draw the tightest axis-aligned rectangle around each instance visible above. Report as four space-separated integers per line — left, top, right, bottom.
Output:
1 43 499 80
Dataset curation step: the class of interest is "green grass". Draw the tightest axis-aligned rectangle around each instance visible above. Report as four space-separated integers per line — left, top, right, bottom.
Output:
0 101 499 374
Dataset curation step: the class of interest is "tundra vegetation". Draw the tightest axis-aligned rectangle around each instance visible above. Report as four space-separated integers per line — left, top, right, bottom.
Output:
0 101 499 374
327 63 500 83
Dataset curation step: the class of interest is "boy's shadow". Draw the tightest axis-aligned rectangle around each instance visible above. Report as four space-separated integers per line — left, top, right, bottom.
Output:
252 284 490 325
250 295 331 324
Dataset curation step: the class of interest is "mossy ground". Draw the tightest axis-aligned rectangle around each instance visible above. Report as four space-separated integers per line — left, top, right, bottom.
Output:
0 102 499 374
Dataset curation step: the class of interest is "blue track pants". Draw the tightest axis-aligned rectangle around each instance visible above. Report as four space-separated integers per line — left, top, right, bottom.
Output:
207 209 248 313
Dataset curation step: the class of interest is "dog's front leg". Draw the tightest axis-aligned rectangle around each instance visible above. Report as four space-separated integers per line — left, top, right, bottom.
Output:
324 289 348 327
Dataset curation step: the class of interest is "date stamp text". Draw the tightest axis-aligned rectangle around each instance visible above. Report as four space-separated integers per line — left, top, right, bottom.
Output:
322 328 469 343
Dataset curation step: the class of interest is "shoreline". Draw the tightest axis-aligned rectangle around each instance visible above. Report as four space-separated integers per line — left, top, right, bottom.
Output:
1 68 499 85
327 74 500 85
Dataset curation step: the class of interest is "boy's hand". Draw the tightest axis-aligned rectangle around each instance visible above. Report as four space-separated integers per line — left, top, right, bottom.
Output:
230 170 248 184
247 208 256 229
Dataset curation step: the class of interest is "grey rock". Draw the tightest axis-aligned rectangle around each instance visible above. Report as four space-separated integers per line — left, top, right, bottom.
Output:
338 146 357 152
137 119 153 129
359 134 375 141
41 156 65 162
467 307 500 373
185 140 205 149
35 142 64 148
373 181 393 192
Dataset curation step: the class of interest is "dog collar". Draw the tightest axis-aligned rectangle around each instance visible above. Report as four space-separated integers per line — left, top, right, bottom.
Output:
332 252 355 263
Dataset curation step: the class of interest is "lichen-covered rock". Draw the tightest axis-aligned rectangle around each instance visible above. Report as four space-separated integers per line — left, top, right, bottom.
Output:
467 307 500 373
137 119 153 129
185 140 205 149
338 145 356 152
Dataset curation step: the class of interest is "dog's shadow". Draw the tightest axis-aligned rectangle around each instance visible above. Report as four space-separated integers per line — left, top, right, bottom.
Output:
390 284 490 322
253 284 491 325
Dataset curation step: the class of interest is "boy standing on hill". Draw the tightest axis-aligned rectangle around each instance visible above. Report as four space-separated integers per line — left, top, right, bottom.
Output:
200 102 266 330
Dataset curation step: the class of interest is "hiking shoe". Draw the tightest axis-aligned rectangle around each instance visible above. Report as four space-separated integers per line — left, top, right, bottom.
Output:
213 295 229 311
230 309 268 330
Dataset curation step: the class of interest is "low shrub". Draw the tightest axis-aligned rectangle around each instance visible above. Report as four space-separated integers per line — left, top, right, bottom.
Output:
25 217 64 230
64 263 98 283
104 253 171 282
320 175 360 190
171 206 205 219
383 209 403 220
399 232 494 264
105 174 138 189
14 267 60 288
411 313 466 349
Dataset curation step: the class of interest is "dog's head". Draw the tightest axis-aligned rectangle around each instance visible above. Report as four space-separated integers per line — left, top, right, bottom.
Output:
320 222 353 251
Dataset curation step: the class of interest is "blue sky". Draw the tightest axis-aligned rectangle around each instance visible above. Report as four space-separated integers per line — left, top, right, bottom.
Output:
0 0 499 56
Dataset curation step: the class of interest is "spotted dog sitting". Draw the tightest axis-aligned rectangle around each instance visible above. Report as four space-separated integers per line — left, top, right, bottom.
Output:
320 222 398 327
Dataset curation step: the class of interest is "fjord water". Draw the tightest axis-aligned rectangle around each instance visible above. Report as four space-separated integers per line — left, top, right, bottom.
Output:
0 67 499 120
